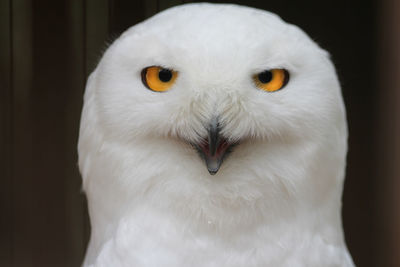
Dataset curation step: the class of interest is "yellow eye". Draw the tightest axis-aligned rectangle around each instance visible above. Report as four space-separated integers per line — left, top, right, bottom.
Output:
253 69 289 92
141 66 178 92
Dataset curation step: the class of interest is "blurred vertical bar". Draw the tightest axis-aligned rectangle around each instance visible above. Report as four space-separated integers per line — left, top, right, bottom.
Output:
86 0 109 75
65 0 89 266
10 0 34 266
30 0 71 265
377 0 400 266
0 0 12 265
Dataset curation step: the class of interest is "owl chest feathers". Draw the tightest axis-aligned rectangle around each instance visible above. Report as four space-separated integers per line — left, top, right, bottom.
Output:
84 202 353 267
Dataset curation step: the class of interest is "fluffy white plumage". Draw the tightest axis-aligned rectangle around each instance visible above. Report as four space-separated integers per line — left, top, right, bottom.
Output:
78 3 354 266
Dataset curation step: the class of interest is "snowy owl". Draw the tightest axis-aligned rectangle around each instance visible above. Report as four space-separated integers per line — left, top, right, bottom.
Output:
78 3 354 267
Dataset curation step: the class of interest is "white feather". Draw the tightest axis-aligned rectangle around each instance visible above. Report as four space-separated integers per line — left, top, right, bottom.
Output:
78 3 354 266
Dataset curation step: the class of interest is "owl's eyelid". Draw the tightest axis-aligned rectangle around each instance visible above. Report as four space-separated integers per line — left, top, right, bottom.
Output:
252 66 288 73
142 64 177 72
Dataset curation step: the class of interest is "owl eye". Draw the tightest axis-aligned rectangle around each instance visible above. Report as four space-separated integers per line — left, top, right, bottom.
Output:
253 69 289 92
141 66 178 92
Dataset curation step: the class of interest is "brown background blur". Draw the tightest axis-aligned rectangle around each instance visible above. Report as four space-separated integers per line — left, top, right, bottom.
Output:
1 0 399 266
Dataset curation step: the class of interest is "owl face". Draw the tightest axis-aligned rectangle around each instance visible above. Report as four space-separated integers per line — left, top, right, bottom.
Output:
91 3 345 175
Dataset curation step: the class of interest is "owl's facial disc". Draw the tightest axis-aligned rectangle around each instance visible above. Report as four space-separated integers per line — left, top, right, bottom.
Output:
193 118 236 175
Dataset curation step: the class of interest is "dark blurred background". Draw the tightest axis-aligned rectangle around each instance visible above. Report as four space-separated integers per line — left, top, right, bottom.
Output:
1 0 399 266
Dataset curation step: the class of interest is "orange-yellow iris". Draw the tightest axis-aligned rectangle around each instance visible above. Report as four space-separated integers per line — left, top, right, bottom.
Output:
253 69 289 92
142 66 178 92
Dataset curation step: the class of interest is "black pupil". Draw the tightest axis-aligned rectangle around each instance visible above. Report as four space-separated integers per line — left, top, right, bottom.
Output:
258 70 273 83
158 69 172 82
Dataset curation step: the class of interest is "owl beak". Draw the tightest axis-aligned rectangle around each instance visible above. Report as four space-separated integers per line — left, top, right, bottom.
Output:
194 118 233 175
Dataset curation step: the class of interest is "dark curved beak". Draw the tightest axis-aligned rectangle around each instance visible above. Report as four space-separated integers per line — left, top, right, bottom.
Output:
194 118 234 175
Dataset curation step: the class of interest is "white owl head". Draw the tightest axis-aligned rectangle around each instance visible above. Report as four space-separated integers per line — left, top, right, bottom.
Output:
78 3 348 229
81 3 345 177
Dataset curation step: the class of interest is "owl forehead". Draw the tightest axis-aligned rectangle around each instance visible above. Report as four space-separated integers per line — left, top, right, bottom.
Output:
117 7 302 75
139 5 291 52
